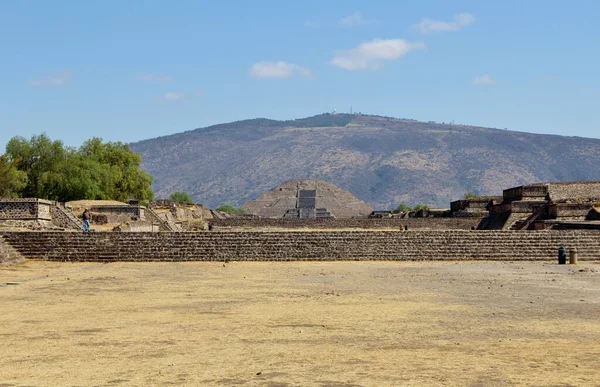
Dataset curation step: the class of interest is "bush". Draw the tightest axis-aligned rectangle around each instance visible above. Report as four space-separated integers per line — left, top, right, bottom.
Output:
216 204 244 214
170 191 194 204
394 203 430 213
394 203 412 213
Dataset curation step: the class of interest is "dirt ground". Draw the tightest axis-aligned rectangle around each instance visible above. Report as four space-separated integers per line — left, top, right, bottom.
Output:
1 260 599 387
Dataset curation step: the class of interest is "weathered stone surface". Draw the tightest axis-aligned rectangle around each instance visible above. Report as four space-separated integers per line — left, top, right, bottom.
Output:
482 181 600 230
0 235 24 265
0 198 52 220
241 179 373 218
1 230 598 262
208 217 480 230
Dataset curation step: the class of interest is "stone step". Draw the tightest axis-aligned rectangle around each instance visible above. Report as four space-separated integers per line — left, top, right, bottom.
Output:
3 230 599 262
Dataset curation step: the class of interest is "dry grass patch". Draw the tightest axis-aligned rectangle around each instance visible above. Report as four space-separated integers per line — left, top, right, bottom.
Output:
1 260 599 386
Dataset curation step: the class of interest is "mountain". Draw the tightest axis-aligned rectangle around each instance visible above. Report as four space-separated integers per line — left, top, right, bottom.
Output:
130 114 600 209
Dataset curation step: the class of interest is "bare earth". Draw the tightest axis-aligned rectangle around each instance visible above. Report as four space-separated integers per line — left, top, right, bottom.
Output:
1 260 599 386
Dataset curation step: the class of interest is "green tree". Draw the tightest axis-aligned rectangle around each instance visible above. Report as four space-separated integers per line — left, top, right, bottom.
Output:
463 192 476 199
216 204 244 214
5 133 69 198
393 203 430 213
79 138 154 201
4 134 154 201
170 191 194 204
0 154 27 198
394 203 412 213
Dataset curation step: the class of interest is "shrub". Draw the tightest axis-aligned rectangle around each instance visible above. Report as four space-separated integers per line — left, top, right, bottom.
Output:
169 191 194 204
216 204 244 214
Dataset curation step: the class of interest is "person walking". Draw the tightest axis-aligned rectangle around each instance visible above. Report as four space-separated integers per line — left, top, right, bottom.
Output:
82 208 91 232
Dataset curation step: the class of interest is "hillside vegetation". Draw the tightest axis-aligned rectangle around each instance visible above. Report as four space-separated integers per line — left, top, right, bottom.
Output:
130 114 600 209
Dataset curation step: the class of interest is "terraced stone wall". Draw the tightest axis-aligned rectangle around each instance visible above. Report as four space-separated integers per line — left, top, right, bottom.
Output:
0 235 24 265
208 217 481 230
547 182 600 202
1 230 598 262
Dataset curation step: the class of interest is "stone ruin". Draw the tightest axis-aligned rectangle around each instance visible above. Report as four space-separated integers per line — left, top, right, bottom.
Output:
147 200 212 231
0 198 214 232
282 189 333 219
2 180 600 233
241 179 373 219
2 229 600 263
473 181 600 230
0 198 80 231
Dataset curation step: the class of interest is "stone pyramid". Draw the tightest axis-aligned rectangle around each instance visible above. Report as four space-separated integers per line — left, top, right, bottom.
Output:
241 179 373 218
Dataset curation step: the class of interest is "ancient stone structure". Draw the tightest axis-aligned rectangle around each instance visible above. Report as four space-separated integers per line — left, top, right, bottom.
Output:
0 198 79 230
1 230 598 262
0 235 24 265
51 203 82 230
241 179 373 218
450 196 502 218
89 205 146 222
0 198 52 220
478 181 600 230
282 189 333 219
146 201 209 231
150 200 213 219
208 217 481 230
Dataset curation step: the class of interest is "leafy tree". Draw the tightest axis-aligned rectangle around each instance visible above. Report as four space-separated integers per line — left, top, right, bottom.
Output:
4 134 154 201
79 138 154 201
5 134 69 198
464 192 476 199
0 154 27 198
394 203 412 213
216 204 244 214
170 191 194 204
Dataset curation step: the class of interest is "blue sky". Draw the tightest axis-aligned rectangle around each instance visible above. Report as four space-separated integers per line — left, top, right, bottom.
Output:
1 0 599 149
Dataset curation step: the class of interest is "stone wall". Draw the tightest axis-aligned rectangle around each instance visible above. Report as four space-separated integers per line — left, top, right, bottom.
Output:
0 199 53 220
505 184 548 201
549 204 595 219
50 204 82 230
502 182 600 203
208 217 481 230
547 182 600 202
90 205 145 222
0 219 58 230
1 230 598 262
0 235 24 265
450 197 501 214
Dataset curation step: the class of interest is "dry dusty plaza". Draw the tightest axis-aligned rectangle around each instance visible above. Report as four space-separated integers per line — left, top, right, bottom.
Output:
1 259 600 386
1 181 600 386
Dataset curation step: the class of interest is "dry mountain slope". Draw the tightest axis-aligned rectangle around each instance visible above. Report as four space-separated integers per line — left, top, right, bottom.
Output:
130 114 600 209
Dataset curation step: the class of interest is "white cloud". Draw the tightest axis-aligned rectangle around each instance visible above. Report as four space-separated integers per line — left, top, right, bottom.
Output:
330 39 425 71
415 13 475 34
28 70 72 87
472 74 496 85
339 12 375 27
162 91 185 101
137 73 173 82
249 61 313 79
